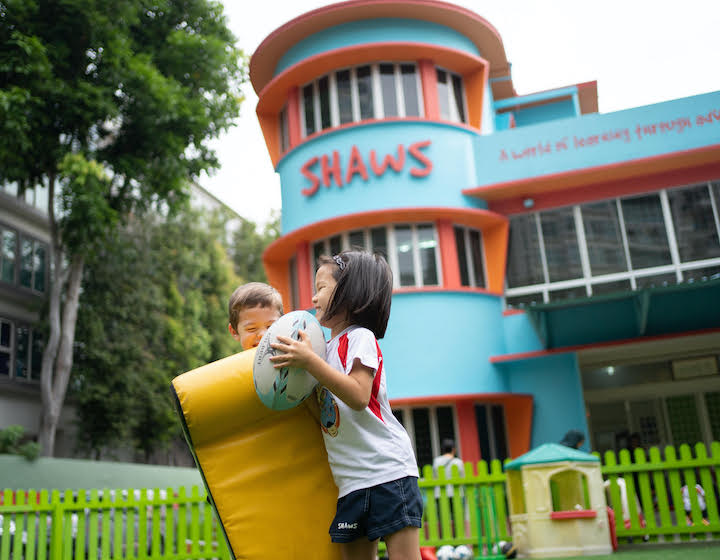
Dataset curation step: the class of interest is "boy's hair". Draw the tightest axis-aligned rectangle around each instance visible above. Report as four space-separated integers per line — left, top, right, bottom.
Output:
318 250 392 339
441 438 456 454
228 282 283 328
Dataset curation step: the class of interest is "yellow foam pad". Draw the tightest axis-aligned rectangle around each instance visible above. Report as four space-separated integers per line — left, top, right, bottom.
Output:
171 347 341 560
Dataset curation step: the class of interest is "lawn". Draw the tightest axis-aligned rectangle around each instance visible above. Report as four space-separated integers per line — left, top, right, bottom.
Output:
542 543 720 560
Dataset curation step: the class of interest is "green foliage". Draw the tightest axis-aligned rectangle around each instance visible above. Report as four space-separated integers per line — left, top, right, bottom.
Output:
231 210 281 282
71 206 242 458
0 425 41 460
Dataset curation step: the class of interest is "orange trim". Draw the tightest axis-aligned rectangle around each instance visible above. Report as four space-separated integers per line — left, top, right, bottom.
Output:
490 158 720 215
390 392 533 461
257 113 280 167
418 59 439 119
437 219 461 289
249 0 510 94
262 207 508 298
503 309 525 316
264 259 290 313
465 143 720 203
296 241 313 310
287 87 301 148
256 43 488 165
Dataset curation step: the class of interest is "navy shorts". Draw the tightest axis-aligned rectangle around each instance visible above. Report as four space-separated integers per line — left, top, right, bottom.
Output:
329 476 423 543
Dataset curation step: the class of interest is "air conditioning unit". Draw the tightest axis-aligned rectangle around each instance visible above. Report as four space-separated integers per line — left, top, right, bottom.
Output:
671 356 718 380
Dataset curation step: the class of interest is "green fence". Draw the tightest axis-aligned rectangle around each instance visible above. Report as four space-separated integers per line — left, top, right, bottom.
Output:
2 442 719 559
0 486 230 560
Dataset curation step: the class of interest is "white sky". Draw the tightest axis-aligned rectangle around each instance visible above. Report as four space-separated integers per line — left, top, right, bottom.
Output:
199 0 720 226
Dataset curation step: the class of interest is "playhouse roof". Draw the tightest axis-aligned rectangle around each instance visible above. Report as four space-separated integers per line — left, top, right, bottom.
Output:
504 443 600 471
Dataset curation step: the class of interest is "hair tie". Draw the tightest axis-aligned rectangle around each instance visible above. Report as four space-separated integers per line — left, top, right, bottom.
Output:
332 255 346 271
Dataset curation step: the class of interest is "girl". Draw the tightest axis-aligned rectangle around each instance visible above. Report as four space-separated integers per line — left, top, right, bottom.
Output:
271 250 422 560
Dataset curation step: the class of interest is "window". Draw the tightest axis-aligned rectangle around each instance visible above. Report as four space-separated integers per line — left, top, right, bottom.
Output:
436 68 467 123
504 180 720 307
0 227 46 293
0 318 42 381
474 403 508 461
454 225 486 288
311 224 441 289
278 105 290 153
300 62 423 136
393 405 458 468
1 226 17 284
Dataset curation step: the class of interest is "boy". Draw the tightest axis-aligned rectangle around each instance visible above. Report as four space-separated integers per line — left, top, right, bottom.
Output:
228 282 283 350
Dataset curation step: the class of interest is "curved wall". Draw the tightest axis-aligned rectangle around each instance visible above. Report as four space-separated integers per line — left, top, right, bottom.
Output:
381 291 508 397
275 18 481 75
278 120 485 233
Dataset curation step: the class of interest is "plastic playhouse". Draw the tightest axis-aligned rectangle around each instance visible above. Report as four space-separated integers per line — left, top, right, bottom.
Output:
504 444 613 558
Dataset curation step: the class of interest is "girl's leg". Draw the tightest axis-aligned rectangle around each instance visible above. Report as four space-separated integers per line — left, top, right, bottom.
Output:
340 538 378 560
384 526 421 560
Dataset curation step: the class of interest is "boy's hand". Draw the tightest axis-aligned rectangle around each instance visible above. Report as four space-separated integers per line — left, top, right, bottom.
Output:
270 330 315 370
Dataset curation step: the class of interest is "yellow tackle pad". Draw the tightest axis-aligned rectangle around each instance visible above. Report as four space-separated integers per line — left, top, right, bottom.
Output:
171 347 340 560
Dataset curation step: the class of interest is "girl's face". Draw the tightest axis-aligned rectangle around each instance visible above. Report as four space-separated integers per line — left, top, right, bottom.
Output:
312 264 345 334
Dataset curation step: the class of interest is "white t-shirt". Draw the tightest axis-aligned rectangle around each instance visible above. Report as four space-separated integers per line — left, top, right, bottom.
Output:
317 325 419 498
432 455 465 498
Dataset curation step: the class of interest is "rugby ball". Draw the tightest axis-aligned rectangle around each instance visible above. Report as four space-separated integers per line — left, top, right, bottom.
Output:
253 310 326 410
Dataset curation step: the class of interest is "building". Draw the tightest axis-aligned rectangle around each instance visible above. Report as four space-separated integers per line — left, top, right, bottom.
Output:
250 0 720 467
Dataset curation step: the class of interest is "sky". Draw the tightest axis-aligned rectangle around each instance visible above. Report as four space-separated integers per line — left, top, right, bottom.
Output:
199 0 720 226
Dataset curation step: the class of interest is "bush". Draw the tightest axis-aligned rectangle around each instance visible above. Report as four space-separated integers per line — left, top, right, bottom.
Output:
0 425 40 461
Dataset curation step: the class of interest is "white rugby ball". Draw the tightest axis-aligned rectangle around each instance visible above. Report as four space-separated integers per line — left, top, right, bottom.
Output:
253 310 326 410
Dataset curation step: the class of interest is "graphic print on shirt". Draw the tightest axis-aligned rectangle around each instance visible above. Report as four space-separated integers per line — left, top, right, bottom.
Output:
317 386 340 437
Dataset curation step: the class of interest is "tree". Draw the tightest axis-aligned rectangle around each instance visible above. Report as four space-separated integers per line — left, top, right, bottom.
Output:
231 210 281 282
72 206 242 459
0 0 245 455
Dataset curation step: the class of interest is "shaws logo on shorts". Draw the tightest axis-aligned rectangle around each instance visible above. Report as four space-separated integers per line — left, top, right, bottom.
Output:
337 522 358 530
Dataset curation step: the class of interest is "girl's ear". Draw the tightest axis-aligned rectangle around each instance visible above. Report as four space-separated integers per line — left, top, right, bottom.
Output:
228 323 241 341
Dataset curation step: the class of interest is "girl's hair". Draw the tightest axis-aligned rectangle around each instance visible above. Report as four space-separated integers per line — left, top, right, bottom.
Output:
318 250 393 339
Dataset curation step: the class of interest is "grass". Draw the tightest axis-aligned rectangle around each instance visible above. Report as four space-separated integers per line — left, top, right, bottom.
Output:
540 542 720 560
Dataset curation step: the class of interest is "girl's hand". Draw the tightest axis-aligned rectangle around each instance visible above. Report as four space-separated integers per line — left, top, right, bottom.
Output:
270 330 315 370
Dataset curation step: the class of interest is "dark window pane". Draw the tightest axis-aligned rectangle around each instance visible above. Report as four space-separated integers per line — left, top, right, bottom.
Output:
348 230 365 250
380 64 398 117
318 76 331 129
34 243 46 292
683 265 720 283
436 406 455 446
668 184 720 262
412 408 433 468
548 286 588 302
621 194 671 269
541 207 582 282
417 224 438 286
454 226 470 286
1 229 16 283
336 69 353 125
591 280 631 296
356 66 374 120
329 235 342 256
313 241 324 272
20 238 33 288
666 395 702 445
506 293 544 309
400 64 420 117
582 201 628 275
31 331 42 379
469 229 485 288
0 321 10 347
436 69 450 120
474 404 491 460
635 272 676 290
491 405 508 460
0 352 9 376
370 227 387 258
303 84 316 136
394 225 415 286
507 214 544 287
392 409 405 427
451 74 465 122
16 326 29 378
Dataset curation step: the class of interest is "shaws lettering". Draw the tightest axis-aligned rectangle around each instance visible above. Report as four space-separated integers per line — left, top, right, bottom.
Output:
300 140 433 197
337 522 358 530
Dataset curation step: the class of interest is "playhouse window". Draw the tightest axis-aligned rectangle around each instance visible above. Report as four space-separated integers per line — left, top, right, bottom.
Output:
300 62 423 136
549 469 591 512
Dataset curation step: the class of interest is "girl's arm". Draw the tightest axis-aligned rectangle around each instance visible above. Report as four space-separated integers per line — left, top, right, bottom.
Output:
270 332 374 411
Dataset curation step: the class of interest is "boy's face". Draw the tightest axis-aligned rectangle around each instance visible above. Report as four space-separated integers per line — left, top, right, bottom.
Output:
229 305 281 350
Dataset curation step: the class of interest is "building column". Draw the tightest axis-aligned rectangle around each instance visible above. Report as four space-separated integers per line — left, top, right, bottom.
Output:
418 59 439 120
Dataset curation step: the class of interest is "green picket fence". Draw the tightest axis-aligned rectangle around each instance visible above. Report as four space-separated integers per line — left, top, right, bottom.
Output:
3 442 719 559
0 486 230 560
603 442 720 543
